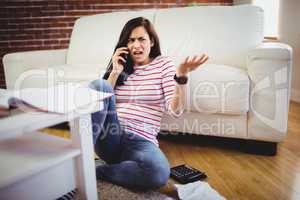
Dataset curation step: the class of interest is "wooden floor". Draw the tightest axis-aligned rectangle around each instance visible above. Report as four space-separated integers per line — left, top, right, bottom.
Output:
43 101 300 200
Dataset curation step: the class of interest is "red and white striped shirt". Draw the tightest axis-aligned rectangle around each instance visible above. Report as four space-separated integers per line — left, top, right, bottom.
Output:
115 55 177 145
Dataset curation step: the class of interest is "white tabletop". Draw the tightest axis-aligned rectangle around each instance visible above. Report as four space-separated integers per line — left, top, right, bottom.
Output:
0 101 104 140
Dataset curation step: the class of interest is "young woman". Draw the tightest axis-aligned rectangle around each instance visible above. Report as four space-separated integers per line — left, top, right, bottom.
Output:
90 17 208 190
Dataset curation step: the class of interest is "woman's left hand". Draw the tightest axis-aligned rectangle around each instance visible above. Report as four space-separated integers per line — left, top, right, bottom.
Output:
176 54 209 76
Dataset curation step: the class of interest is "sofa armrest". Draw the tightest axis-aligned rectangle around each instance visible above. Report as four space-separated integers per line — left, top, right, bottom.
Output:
247 42 292 142
3 49 67 89
247 42 292 61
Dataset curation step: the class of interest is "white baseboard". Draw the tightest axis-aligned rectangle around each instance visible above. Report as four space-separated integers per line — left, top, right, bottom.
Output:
291 89 300 103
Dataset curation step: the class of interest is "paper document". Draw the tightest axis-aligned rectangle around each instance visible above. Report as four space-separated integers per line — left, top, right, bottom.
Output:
0 83 113 114
175 181 226 200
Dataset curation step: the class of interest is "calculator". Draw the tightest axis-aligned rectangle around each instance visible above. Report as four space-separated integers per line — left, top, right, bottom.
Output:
170 164 207 184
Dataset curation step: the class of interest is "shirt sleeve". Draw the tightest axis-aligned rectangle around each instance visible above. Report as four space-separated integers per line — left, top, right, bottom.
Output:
161 57 183 118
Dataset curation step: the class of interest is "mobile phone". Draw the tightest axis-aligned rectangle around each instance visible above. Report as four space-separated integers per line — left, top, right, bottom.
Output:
121 53 128 64
119 46 128 64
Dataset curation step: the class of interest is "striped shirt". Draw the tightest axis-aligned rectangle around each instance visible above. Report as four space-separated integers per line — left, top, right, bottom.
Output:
115 55 178 145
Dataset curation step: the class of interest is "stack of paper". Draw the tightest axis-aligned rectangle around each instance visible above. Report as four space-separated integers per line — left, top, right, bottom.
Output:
175 181 226 200
0 83 113 114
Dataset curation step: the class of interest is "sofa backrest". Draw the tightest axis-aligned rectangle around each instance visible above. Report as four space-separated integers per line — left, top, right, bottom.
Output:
155 5 263 68
66 9 155 68
67 5 263 70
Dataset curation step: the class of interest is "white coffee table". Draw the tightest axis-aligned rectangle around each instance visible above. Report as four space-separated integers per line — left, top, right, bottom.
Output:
0 101 104 200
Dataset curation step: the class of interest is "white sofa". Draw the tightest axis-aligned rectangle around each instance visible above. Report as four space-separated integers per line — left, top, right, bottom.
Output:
3 5 292 155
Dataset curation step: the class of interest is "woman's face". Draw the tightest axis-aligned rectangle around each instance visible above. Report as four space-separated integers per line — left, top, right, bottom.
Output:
127 26 154 66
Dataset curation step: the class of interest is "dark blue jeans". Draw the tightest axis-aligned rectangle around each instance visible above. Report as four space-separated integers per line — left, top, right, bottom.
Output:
89 79 170 190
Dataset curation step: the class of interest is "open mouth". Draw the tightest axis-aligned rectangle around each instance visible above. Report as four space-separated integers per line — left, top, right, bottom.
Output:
133 51 143 56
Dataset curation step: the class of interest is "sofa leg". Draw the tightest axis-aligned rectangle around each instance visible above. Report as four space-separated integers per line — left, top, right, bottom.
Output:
49 122 70 130
243 140 277 156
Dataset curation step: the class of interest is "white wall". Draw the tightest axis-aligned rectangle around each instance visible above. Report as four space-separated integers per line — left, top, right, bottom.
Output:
279 0 300 102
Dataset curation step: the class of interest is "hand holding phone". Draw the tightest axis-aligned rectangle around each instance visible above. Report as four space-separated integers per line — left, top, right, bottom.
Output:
112 47 129 75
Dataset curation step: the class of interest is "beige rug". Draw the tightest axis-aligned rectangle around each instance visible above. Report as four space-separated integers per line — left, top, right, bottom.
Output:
96 180 174 200
70 179 174 200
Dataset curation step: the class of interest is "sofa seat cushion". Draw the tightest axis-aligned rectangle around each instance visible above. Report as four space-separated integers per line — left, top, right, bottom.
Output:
16 64 102 89
50 64 102 81
186 64 249 115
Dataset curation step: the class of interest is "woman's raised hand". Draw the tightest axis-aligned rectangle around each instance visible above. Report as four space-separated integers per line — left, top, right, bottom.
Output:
177 54 209 76
112 47 129 75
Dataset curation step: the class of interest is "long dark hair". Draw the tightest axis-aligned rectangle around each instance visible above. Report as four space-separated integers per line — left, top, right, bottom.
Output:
103 17 161 86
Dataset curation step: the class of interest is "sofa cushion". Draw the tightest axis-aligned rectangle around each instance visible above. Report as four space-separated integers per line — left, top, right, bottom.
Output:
14 64 101 89
186 64 249 115
51 64 101 81
67 9 155 68
154 5 263 69
161 112 248 138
